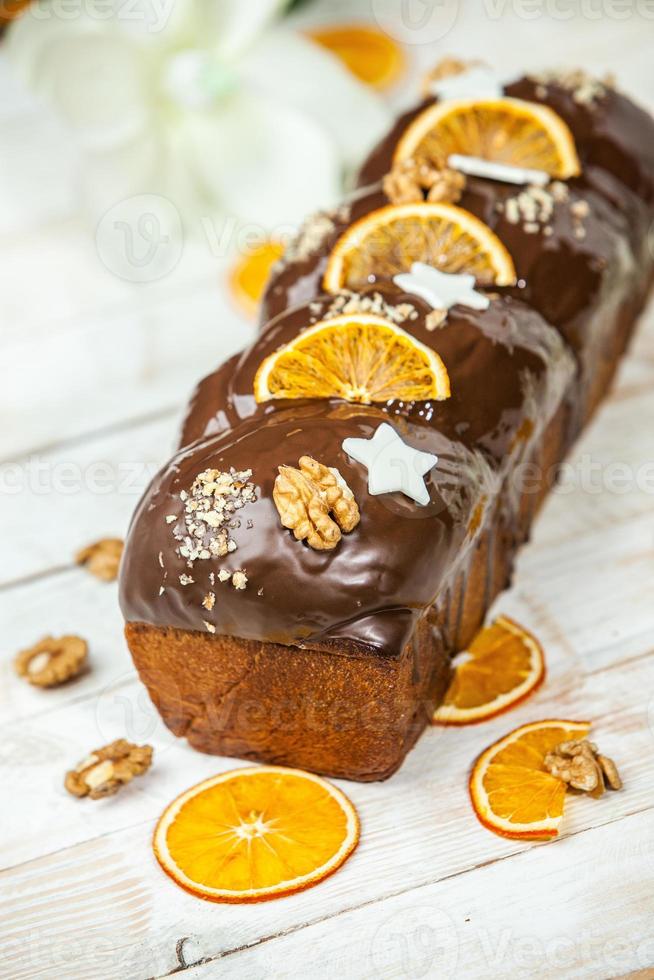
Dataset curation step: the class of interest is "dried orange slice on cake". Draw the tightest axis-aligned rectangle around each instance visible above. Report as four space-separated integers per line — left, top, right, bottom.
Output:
394 97 580 179
154 766 360 903
254 313 450 404
228 240 285 318
433 615 545 725
323 202 516 293
470 719 591 840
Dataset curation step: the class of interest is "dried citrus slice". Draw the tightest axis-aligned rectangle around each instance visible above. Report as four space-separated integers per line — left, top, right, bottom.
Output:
323 202 516 293
228 240 285 318
433 615 545 725
470 719 591 840
0 0 31 25
394 97 580 179
153 766 360 903
254 313 450 405
308 24 405 89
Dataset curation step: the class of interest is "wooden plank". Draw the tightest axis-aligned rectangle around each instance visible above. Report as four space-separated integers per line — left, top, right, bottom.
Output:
508 511 654 673
1 651 652 980
175 807 654 980
0 415 175 588
0 256 254 460
0 570 135 726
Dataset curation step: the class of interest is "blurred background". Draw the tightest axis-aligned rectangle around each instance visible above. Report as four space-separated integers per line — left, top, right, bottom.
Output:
1 0 653 460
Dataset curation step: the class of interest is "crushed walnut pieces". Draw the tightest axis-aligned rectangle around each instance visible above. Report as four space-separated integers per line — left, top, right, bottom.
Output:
274 456 360 551
174 467 255 564
425 167 467 204
316 290 418 326
75 538 123 582
544 739 622 797
496 181 588 239
425 309 447 331
529 68 613 107
64 739 153 800
282 211 337 265
170 467 256 599
383 158 465 206
14 635 88 688
569 198 590 239
498 182 561 230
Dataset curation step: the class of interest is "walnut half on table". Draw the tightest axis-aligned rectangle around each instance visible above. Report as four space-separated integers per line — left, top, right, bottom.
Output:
65 739 153 800
75 537 124 582
14 635 88 687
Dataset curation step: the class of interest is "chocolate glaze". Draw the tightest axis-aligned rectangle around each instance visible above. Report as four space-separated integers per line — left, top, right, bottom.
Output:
120 408 496 655
180 287 571 478
352 73 654 334
356 75 654 207
263 180 635 331
507 77 654 205
259 179 639 438
121 287 573 654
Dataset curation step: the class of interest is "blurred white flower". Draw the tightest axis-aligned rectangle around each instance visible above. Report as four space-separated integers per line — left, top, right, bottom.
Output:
6 0 390 229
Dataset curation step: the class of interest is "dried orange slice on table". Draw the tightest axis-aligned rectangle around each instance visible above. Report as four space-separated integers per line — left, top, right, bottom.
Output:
154 766 360 903
323 202 516 293
433 615 545 725
394 97 581 179
228 240 285 318
254 313 451 404
470 719 591 840
0 0 31 26
309 24 405 90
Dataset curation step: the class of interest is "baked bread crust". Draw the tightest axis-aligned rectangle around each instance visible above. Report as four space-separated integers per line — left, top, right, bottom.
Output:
126 615 452 781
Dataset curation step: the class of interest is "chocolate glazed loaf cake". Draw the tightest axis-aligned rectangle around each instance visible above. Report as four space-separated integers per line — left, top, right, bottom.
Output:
121 64 654 781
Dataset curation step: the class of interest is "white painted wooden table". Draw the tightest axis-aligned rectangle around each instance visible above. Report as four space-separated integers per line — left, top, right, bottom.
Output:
2 5 654 979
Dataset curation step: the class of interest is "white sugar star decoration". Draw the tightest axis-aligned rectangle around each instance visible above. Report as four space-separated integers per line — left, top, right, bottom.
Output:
429 67 503 101
393 263 490 313
342 423 438 506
